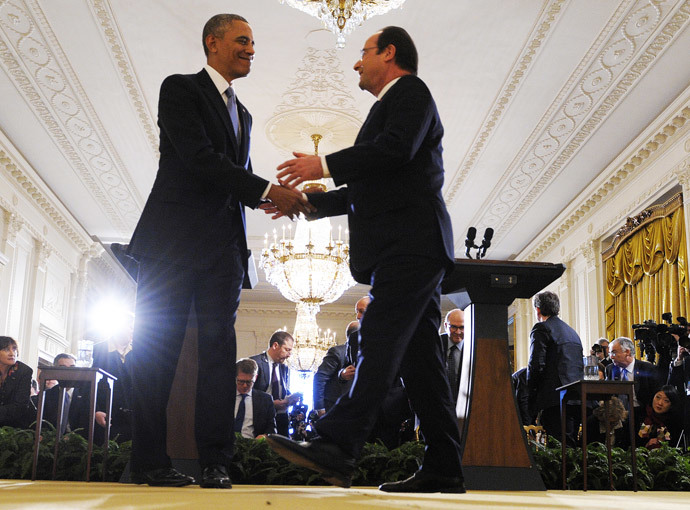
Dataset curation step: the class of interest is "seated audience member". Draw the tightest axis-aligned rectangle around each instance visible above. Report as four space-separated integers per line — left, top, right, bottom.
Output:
234 358 276 439
0 336 34 428
92 326 133 443
42 353 91 436
313 321 358 416
590 336 664 448
527 291 583 445
637 385 683 449
668 341 690 438
597 338 613 367
250 331 298 437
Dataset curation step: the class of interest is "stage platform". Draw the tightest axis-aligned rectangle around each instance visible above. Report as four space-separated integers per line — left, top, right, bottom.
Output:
1 480 690 509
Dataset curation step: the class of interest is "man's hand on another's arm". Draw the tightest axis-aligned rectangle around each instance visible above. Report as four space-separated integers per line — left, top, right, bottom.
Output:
276 152 324 188
261 184 315 220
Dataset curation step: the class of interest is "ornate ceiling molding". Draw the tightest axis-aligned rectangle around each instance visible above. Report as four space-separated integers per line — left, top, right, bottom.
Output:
0 139 93 259
0 0 143 235
87 0 158 158
525 102 690 262
444 0 570 203
471 0 690 244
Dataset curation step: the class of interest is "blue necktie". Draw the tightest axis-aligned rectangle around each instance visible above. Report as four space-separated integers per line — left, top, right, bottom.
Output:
225 87 240 139
234 394 247 433
619 368 630 410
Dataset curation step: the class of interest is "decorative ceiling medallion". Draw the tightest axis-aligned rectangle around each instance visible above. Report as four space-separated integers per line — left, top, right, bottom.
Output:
266 108 360 155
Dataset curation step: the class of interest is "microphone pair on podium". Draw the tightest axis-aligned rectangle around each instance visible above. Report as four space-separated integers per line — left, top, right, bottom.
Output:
465 227 493 259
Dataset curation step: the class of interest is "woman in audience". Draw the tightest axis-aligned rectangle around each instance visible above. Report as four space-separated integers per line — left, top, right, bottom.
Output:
637 384 682 449
0 336 34 428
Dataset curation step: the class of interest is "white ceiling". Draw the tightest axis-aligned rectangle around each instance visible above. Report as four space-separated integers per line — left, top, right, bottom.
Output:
1 0 690 307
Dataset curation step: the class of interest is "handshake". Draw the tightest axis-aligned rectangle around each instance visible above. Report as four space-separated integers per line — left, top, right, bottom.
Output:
258 152 325 220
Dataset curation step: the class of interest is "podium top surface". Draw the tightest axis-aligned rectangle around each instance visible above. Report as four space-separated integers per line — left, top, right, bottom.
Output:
441 258 566 307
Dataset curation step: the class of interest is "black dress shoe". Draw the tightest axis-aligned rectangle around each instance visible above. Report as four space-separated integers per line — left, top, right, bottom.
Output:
130 467 195 487
266 434 355 488
379 470 466 493
200 464 232 489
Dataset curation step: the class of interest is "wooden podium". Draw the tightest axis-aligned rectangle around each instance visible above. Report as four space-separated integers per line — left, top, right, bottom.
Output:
441 258 565 490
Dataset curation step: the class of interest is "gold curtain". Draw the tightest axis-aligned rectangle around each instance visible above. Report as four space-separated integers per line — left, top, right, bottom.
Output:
604 205 688 340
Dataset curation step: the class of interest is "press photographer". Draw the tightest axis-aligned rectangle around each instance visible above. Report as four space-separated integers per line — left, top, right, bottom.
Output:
631 312 689 368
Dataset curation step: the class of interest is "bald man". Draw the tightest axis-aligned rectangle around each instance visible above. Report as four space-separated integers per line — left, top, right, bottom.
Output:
442 309 464 405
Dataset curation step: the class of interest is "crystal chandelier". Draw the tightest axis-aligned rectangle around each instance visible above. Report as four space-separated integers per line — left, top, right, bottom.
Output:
279 0 407 48
260 135 356 371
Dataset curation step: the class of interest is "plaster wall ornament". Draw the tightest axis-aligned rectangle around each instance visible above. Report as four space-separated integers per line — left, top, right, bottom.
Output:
524 101 690 262
445 0 569 202
87 0 158 157
0 0 143 235
469 0 690 246
33 236 51 268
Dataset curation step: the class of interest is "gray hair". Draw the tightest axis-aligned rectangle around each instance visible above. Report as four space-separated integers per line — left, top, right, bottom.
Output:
614 336 634 354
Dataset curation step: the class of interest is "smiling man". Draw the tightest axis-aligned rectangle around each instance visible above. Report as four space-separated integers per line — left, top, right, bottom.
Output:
126 13 312 489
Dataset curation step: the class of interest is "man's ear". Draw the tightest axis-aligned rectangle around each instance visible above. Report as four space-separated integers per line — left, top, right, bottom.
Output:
383 44 396 63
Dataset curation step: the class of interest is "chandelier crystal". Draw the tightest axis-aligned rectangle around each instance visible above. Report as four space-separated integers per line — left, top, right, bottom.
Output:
279 0 407 48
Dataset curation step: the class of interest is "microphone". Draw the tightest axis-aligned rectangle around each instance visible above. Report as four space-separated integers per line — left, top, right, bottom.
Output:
465 227 477 258
479 228 494 259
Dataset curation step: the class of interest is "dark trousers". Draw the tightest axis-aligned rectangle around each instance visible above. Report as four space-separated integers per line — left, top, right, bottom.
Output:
315 256 463 476
130 245 244 472
540 404 581 447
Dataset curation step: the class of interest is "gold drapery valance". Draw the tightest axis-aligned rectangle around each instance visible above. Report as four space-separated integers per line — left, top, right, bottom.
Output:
604 194 688 340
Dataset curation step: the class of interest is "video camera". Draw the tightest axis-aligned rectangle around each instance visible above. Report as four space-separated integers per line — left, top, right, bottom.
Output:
632 312 690 363
288 396 318 441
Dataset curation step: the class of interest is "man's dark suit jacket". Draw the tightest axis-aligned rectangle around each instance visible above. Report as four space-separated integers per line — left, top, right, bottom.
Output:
250 352 290 400
313 344 349 412
605 359 663 410
127 69 269 269
440 333 463 404
527 315 583 412
246 389 277 437
307 75 454 283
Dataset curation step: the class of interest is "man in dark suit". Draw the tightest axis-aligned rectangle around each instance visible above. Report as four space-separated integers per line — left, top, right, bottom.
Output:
346 296 370 367
527 291 583 445
264 26 465 494
234 358 276 438
441 309 464 407
126 14 312 489
250 331 298 437
314 321 358 416
604 336 663 446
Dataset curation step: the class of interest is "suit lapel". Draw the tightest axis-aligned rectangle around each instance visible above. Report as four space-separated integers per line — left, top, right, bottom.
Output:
197 69 240 156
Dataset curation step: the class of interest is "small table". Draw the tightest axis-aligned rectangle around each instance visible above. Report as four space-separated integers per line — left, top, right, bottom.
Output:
32 367 116 481
556 379 637 491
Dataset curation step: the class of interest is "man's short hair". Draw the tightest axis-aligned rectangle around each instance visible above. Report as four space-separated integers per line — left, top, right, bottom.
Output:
0 336 18 352
53 353 76 366
376 26 418 75
269 330 293 349
346 321 359 338
597 337 609 346
236 357 258 376
202 14 248 56
614 336 634 354
533 291 560 317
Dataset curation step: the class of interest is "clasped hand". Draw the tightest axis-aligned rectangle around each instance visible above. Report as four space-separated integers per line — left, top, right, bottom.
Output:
259 152 324 220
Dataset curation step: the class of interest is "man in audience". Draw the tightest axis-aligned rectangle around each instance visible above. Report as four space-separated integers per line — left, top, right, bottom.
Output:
251 331 297 436
234 358 276 438
668 341 690 438
597 338 613 367
604 336 663 447
314 321 358 416
441 309 464 406
346 296 371 367
42 353 90 436
527 291 583 444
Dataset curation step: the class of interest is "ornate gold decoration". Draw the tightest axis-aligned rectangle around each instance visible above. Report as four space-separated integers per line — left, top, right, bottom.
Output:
279 0 406 48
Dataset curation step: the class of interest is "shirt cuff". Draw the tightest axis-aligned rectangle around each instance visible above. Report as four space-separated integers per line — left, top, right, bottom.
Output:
320 155 331 178
260 182 272 200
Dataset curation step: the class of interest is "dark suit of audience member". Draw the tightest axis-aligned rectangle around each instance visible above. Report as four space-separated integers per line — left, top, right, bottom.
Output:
0 360 34 429
42 383 92 436
92 347 133 442
527 291 583 445
314 344 350 414
669 345 690 438
235 389 276 439
251 335 294 437
441 309 464 407
512 368 532 426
